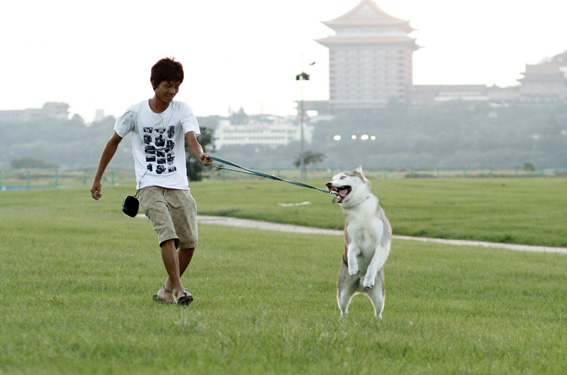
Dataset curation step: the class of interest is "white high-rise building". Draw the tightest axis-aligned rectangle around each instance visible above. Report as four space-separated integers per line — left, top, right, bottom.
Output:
316 0 419 112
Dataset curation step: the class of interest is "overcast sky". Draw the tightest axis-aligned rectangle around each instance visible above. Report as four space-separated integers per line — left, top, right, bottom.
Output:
2 0 566 122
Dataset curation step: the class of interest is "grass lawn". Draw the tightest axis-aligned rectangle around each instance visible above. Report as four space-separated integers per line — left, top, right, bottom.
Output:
191 177 567 247
1 184 566 374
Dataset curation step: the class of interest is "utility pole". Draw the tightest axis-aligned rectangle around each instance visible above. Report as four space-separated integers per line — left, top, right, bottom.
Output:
296 62 315 179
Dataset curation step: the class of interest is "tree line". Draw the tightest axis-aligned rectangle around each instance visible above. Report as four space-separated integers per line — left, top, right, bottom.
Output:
214 102 567 170
1 101 566 173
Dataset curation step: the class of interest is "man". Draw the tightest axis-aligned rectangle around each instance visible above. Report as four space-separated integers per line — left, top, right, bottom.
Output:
90 57 211 305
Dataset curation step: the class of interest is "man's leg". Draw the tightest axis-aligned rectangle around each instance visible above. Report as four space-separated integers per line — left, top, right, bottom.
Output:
178 247 195 276
156 239 184 302
163 247 195 295
158 189 198 302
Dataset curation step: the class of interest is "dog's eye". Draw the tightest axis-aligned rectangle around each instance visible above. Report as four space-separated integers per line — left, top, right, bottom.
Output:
340 175 346 180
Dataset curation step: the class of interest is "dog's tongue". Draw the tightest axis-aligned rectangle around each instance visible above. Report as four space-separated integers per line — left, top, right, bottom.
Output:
338 189 349 198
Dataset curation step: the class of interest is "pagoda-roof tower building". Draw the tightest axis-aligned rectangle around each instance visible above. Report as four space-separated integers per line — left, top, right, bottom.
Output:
316 0 419 112
518 62 567 105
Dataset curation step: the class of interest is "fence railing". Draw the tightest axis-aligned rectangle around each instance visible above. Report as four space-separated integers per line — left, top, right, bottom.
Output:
0 168 135 190
209 167 567 182
1 167 566 190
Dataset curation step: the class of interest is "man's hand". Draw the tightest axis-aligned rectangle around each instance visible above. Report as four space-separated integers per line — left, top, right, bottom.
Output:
91 180 103 200
200 153 212 166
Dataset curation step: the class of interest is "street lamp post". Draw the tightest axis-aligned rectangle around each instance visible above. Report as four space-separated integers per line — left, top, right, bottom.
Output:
296 65 313 180
300 94 305 179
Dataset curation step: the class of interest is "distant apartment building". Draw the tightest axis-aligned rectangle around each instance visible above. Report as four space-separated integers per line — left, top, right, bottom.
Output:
409 85 522 106
214 120 314 150
409 85 490 106
409 61 567 108
0 102 69 122
93 109 106 122
315 0 418 113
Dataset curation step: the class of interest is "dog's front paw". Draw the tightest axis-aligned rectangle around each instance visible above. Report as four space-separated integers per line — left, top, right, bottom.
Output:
363 278 374 289
348 264 359 276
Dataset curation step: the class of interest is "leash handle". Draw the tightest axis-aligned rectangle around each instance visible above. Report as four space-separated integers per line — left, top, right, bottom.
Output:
209 156 331 194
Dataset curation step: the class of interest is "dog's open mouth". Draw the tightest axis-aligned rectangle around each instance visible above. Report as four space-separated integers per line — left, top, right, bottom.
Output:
328 185 351 203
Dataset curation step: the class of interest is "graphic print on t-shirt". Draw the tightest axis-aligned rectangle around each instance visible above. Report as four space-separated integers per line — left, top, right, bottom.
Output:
143 125 177 175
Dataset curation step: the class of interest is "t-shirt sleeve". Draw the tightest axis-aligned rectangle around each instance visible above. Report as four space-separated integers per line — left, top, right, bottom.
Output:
114 107 136 138
180 103 201 136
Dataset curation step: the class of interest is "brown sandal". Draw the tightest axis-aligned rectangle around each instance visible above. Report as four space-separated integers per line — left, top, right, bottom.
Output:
177 291 193 306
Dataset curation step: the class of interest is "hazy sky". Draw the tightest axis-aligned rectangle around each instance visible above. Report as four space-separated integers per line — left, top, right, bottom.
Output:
2 0 566 122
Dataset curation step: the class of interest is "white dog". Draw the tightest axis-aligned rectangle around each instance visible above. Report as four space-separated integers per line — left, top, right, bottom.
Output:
326 166 392 318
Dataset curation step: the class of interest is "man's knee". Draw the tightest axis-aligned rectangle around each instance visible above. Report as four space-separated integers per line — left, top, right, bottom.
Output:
160 238 178 249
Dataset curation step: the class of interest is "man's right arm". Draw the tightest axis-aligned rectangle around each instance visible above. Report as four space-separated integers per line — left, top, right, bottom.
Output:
90 131 123 200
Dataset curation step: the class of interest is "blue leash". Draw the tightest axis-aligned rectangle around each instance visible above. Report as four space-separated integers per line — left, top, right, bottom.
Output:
209 156 331 194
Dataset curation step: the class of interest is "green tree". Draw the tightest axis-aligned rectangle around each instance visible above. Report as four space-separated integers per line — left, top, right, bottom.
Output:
11 157 58 169
294 151 326 168
186 127 215 181
523 162 536 171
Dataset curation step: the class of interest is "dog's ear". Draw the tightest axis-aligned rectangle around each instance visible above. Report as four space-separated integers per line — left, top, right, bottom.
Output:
354 165 369 183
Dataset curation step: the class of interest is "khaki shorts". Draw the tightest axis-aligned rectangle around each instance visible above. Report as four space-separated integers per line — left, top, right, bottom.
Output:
139 186 198 249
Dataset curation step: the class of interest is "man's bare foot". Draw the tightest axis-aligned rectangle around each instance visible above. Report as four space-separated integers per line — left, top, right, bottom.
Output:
153 285 176 304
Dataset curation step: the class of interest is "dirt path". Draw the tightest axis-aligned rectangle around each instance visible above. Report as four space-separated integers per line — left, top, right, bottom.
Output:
197 215 567 255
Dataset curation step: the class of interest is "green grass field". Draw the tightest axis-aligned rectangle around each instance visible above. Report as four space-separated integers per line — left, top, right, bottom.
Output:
191 177 567 247
1 181 566 374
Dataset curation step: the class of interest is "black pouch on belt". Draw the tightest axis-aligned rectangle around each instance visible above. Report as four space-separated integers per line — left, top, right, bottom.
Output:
122 192 139 218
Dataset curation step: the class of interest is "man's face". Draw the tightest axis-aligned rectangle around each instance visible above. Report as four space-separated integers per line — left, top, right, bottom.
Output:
154 80 181 103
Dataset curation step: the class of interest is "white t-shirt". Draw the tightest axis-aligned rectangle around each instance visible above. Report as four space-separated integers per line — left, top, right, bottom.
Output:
114 100 201 190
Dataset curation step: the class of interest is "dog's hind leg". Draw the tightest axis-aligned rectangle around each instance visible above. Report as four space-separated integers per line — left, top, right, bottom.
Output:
337 266 358 318
366 269 385 319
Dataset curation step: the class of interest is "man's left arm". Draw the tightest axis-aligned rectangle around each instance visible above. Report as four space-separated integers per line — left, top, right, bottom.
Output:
186 131 212 166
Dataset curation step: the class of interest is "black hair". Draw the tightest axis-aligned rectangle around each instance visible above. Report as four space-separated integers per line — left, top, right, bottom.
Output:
150 58 184 89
